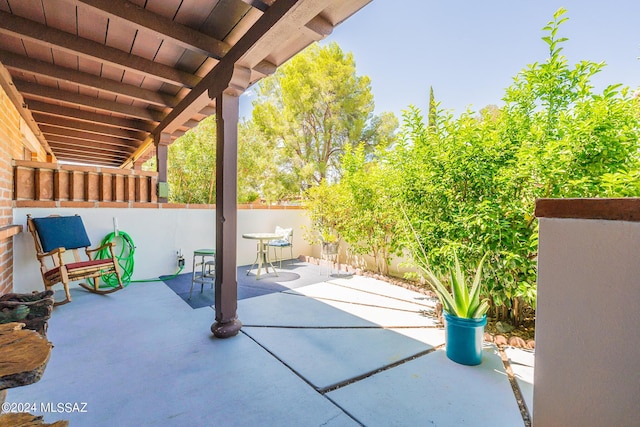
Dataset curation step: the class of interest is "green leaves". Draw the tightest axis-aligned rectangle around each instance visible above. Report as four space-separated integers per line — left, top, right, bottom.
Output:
252 42 395 195
397 8 639 322
542 8 569 54
304 143 405 275
167 116 217 204
419 251 490 319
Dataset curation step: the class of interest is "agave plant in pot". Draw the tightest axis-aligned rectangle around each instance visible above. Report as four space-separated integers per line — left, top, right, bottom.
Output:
420 252 490 366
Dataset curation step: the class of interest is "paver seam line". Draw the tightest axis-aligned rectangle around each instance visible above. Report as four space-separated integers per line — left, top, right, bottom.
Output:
239 329 363 426
242 325 442 425
242 325 442 329
318 345 443 394
321 412 363 427
321 396 365 427
498 346 532 427
280 291 434 316
321 279 438 309
509 361 535 368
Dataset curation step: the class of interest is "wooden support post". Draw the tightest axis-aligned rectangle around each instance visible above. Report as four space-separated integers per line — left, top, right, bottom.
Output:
211 92 242 338
154 132 171 203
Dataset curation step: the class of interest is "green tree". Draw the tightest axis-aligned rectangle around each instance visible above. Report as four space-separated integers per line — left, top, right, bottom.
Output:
337 145 404 274
428 86 436 131
168 116 217 204
252 42 397 194
394 8 639 323
303 179 347 244
237 120 284 203
165 117 284 204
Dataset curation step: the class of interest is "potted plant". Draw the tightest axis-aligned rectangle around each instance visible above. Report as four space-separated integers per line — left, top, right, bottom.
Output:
419 251 490 365
319 229 339 256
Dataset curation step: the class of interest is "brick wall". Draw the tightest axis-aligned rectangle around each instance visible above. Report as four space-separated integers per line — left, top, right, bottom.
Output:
0 79 27 295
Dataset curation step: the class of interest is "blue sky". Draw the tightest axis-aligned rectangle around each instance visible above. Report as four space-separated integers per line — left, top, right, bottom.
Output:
318 0 640 120
241 1 640 120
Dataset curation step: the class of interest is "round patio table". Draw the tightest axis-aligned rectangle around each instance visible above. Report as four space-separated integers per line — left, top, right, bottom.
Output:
242 232 284 279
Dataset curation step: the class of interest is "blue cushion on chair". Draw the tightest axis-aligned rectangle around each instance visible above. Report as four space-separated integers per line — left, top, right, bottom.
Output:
32 216 92 252
269 239 291 247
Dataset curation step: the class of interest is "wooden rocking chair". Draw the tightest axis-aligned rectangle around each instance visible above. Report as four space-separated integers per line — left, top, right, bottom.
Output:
26 214 124 306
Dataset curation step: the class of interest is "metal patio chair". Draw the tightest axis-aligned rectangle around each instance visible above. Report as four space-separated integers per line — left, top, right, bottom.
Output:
268 226 293 268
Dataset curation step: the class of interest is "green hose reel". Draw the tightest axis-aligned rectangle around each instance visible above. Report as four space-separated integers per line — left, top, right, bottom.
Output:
93 231 135 288
92 231 183 288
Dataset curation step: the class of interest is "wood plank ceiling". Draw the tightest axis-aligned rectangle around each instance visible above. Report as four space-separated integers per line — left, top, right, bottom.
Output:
0 0 370 168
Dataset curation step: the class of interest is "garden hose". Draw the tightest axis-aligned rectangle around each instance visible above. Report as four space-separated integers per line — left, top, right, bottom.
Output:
91 231 184 288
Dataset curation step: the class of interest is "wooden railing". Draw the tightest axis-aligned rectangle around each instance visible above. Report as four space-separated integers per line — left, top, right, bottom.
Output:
13 160 157 207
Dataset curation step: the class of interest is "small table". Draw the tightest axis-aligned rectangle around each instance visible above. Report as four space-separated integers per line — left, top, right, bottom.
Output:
242 233 283 279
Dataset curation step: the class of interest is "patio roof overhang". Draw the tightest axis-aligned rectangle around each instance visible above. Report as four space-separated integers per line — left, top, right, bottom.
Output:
0 0 370 168
2 0 371 338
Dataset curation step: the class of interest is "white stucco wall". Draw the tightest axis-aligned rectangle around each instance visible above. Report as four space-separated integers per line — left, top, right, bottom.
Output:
13 207 312 293
533 217 640 426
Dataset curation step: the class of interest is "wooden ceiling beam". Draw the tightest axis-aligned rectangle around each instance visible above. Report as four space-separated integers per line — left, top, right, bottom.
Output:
0 50 179 108
49 145 132 161
48 150 125 166
179 119 201 130
305 14 333 39
72 0 230 59
0 60 54 157
51 141 131 156
239 0 271 12
122 136 154 170
25 99 156 133
33 113 148 141
199 106 217 117
46 135 138 155
0 10 200 88
15 80 165 122
156 0 311 134
253 60 277 76
40 124 143 148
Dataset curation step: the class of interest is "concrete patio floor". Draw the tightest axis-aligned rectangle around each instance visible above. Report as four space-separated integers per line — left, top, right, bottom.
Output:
5 262 534 426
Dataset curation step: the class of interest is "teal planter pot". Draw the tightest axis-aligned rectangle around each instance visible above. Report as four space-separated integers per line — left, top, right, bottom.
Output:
444 313 487 366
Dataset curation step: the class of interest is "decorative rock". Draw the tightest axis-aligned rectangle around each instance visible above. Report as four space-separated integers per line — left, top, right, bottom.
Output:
526 339 536 349
494 335 508 346
435 302 443 318
508 336 527 348
483 332 494 343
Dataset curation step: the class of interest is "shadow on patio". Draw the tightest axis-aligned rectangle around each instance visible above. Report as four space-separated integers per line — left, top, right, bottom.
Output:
6 261 534 426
